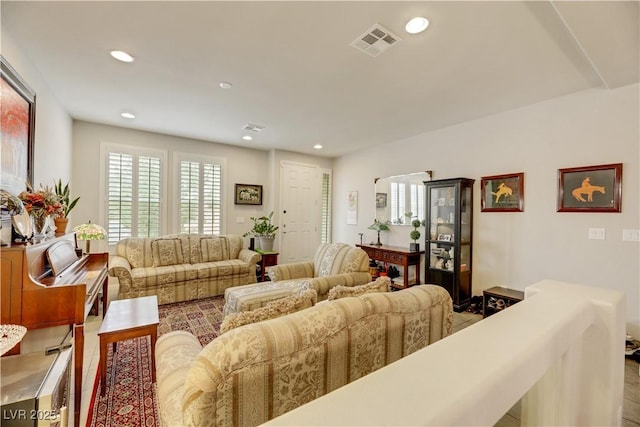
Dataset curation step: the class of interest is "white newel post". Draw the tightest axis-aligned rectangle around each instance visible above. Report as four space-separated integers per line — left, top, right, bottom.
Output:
523 280 626 427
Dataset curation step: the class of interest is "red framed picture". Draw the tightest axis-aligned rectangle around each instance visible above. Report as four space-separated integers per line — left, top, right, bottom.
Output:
557 163 622 213
481 172 524 212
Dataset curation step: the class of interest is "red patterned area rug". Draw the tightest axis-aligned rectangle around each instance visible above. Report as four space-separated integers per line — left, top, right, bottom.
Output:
87 296 226 426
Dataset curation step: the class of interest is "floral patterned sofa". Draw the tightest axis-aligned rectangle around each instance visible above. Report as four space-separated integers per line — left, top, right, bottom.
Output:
108 234 260 304
155 284 453 426
266 242 372 300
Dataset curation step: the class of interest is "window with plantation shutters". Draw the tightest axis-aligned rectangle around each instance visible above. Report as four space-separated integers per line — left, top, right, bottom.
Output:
177 154 223 235
410 183 425 221
105 147 165 245
390 182 406 224
320 170 332 243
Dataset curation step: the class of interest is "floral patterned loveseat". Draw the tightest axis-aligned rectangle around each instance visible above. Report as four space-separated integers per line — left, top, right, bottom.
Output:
108 234 260 304
155 284 453 426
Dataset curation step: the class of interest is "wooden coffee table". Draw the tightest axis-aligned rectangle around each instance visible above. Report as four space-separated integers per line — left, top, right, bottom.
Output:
98 295 159 396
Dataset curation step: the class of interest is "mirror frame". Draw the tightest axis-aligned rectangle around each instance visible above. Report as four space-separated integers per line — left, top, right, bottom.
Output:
375 171 432 225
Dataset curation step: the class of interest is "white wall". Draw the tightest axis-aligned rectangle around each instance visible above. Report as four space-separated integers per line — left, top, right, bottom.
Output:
1 31 72 189
333 84 640 336
71 123 333 251
1 30 73 351
71 121 277 251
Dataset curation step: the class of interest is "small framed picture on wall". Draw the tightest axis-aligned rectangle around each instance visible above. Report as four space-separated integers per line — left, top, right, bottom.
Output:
235 184 263 205
481 172 524 212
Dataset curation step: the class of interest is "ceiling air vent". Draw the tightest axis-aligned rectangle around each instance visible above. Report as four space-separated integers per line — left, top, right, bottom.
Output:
350 24 401 57
242 123 265 132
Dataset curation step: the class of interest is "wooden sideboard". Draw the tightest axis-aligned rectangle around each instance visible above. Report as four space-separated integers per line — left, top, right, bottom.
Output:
1 234 108 427
356 244 424 290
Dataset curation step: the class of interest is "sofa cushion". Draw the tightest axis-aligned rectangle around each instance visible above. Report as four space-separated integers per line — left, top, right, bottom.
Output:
220 288 317 333
223 279 312 316
314 243 369 277
116 237 154 268
151 238 185 267
200 236 226 262
327 276 390 300
131 264 199 288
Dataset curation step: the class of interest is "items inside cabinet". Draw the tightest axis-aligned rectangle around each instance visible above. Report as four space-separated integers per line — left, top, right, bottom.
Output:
424 178 474 312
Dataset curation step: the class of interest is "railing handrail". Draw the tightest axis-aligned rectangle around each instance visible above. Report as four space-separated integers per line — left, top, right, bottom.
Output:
264 280 625 426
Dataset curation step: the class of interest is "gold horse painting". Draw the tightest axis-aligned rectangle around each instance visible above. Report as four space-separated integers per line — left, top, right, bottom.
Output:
492 182 513 203
571 177 605 202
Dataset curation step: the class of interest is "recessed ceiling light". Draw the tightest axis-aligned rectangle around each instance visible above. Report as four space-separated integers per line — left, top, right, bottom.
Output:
121 112 135 119
405 17 429 34
110 50 135 63
313 144 323 150
242 135 253 141
219 81 233 89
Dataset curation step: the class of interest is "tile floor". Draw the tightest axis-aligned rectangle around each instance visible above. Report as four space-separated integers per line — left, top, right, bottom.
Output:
75 291 639 427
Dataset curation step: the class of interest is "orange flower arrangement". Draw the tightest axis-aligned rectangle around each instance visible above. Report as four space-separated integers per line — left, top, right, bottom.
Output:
18 184 64 221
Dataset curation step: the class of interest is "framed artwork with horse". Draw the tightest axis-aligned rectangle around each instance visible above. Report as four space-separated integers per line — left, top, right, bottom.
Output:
481 172 524 212
557 163 622 213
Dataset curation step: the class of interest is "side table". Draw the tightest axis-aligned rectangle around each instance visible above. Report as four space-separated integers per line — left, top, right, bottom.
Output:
256 250 279 282
483 286 524 318
98 295 159 396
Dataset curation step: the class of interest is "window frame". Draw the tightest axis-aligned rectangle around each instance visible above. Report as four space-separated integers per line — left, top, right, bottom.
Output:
100 142 168 246
173 152 227 235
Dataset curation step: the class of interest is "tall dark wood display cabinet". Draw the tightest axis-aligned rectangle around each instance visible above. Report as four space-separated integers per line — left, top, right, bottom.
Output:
425 178 474 311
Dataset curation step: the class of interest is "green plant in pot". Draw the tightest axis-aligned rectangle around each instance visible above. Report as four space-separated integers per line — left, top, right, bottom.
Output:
53 179 80 235
406 212 423 252
243 211 279 251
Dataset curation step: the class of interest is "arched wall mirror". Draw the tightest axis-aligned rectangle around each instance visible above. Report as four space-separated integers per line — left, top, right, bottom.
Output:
375 171 432 225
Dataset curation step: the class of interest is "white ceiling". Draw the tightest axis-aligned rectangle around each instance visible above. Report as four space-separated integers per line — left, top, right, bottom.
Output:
2 1 638 158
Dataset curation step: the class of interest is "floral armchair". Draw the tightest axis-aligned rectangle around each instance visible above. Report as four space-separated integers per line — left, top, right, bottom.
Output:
266 242 371 300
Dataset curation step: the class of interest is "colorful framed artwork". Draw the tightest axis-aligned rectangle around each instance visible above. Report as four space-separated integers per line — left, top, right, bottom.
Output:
1 55 36 195
481 172 524 212
234 184 263 205
557 163 622 212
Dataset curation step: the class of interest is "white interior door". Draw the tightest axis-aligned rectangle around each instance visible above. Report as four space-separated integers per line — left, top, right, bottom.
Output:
279 161 320 264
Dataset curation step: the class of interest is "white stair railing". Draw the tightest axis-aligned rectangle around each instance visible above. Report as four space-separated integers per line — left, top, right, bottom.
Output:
264 279 625 427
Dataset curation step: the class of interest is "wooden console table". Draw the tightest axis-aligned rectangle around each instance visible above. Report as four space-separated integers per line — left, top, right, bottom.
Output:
357 244 424 290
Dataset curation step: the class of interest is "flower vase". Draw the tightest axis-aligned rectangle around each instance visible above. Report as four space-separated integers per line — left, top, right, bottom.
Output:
31 215 49 240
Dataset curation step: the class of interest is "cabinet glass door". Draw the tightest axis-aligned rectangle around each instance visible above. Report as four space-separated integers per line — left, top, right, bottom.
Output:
429 185 456 243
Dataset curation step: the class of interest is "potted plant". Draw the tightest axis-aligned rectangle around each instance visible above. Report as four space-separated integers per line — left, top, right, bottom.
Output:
243 211 279 251
405 212 423 252
53 179 80 235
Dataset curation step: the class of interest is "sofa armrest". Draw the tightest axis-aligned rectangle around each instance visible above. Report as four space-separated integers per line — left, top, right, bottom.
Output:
267 261 314 282
156 331 203 427
238 248 261 265
108 255 133 282
307 272 372 299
